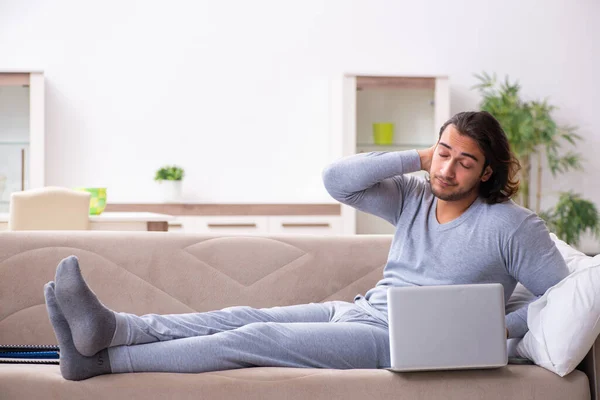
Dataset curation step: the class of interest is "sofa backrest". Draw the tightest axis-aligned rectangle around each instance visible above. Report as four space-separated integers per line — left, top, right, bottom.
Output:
0 232 392 345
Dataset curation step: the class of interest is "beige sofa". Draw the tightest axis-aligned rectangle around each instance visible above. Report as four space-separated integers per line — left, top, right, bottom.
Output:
0 231 597 400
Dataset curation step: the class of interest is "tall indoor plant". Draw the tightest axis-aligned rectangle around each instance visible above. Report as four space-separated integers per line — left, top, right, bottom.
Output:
473 72 599 247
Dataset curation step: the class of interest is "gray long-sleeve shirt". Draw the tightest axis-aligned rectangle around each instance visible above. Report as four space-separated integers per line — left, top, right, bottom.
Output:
322 150 569 338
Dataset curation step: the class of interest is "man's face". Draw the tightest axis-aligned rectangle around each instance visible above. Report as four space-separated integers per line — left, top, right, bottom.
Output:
429 125 492 202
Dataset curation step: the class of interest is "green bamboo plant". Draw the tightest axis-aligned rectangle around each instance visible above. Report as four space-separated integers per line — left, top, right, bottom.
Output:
472 72 599 246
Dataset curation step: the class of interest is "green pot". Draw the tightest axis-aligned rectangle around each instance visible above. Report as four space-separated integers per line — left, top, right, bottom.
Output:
75 187 107 215
373 123 394 145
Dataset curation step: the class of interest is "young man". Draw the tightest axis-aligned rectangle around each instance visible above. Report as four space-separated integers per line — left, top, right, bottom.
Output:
44 111 568 381
325 111 568 339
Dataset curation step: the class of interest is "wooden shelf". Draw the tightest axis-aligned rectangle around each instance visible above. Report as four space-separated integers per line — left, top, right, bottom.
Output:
356 76 436 90
0 73 30 86
356 143 431 149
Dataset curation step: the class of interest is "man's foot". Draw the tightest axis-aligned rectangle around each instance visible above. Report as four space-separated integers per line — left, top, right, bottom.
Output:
44 282 111 381
54 256 117 357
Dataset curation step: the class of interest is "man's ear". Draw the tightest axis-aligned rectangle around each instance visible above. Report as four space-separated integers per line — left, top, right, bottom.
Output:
481 166 493 182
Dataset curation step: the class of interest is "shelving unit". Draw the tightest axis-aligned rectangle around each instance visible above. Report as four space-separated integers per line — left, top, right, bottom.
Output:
105 203 343 235
0 71 45 212
338 74 450 235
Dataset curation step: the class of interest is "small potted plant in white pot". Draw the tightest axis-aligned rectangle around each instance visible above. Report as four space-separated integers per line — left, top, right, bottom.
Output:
154 165 185 202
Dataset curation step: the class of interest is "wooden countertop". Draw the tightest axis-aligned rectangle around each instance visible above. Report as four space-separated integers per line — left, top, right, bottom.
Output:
105 203 341 216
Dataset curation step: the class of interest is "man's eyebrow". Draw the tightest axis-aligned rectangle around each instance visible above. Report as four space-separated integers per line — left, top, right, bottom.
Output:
438 142 479 162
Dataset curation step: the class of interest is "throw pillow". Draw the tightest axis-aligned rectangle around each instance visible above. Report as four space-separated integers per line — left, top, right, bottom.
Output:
516 260 600 376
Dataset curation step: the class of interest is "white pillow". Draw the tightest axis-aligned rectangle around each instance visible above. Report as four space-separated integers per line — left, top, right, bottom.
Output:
516 259 600 376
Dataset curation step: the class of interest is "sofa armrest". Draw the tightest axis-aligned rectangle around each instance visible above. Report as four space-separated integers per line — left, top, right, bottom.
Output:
577 335 600 400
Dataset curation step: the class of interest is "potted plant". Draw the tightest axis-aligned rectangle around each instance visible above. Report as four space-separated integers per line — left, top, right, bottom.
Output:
154 165 185 202
473 72 599 248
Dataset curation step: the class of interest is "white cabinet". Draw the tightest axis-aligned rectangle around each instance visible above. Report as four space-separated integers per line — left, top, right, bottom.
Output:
337 74 450 235
168 215 343 235
0 71 45 213
168 216 269 235
268 215 343 235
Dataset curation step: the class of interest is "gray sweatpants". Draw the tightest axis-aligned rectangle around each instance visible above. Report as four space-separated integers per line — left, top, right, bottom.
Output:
107 301 390 374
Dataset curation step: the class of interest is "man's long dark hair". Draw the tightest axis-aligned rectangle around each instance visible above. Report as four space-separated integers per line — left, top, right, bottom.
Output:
438 111 520 204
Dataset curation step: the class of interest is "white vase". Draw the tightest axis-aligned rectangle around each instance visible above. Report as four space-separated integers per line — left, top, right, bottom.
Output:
161 180 182 202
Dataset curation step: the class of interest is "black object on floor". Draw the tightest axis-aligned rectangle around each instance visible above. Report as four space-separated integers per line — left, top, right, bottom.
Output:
508 357 534 365
0 344 60 364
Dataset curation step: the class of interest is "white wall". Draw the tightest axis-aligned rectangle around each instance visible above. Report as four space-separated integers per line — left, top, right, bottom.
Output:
0 0 598 247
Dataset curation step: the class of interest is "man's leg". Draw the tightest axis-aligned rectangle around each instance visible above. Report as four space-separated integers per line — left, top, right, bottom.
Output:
113 302 340 348
108 320 390 374
53 256 348 356
47 277 390 380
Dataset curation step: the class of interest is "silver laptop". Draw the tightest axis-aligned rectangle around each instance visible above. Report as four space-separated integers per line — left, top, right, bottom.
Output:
387 283 508 372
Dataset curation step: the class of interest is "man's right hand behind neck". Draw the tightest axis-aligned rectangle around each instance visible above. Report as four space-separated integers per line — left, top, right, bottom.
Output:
417 144 437 173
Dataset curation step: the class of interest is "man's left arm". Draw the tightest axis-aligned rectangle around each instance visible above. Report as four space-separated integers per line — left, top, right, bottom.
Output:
503 214 570 339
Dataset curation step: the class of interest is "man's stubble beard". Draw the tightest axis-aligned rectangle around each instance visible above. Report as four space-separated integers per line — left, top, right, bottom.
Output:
429 176 479 202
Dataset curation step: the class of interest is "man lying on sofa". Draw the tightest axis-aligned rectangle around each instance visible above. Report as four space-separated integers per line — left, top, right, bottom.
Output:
43 111 569 381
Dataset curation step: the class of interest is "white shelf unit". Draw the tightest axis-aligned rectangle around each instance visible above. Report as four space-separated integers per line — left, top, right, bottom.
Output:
0 71 45 212
337 74 450 235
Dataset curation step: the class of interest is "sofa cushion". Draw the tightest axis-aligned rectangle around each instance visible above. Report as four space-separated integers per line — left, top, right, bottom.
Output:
0 364 590 400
